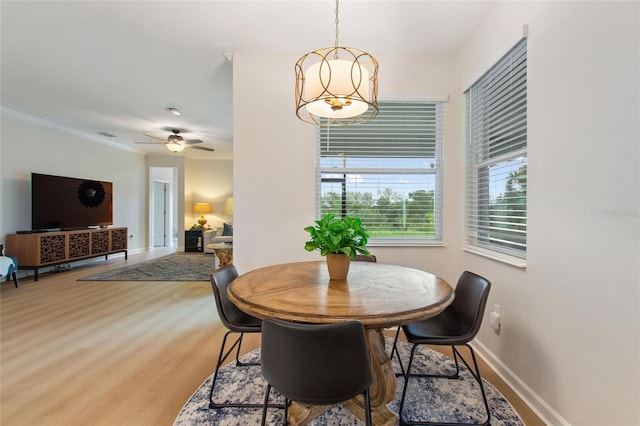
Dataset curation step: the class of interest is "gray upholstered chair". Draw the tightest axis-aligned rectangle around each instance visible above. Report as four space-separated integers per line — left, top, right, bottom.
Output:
260 319 373 425
0 245 18 288
397 271 492 425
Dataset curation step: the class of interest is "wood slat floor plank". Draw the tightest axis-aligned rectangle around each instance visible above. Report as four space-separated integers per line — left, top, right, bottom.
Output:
0 248 544 425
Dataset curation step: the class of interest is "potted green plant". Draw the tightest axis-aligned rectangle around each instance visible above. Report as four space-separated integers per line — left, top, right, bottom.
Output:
304 214 371 280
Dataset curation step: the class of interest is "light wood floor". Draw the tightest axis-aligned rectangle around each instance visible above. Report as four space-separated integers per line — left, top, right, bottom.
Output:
1 249 545 425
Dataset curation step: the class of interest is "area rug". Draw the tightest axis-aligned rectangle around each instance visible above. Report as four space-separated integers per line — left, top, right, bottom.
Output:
174 338 524 425
79 253 216 281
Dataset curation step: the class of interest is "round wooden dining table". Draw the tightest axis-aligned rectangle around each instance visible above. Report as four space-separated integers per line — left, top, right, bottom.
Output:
227 260 454 426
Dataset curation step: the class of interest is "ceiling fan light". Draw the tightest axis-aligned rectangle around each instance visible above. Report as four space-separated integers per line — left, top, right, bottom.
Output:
167 141 185 153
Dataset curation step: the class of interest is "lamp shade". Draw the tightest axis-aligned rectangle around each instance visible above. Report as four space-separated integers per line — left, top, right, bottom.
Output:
194 203 212 214
194 202 212 227
223 198 234 216
304 59 370 118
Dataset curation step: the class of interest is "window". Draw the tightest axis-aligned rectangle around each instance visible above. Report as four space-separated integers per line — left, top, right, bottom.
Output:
466 38 527 258
316 101 444 244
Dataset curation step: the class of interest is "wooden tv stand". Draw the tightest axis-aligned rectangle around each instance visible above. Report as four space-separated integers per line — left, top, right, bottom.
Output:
6 227 128 281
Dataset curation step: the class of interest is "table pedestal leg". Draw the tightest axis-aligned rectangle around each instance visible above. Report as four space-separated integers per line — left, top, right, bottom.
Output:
343 328 397 425
214 249 233 267
287 328 397 426
288 403 334 425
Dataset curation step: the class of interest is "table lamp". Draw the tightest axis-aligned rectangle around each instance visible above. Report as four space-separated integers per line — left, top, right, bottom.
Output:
194 203 212 227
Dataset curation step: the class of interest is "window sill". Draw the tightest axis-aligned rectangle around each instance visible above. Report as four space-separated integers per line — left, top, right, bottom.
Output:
463 246 527 269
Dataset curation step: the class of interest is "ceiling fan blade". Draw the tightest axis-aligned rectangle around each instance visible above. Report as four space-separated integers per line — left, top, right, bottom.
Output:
184 139 203 145
190 145 215 152
143 133 167 141
134 141 166 145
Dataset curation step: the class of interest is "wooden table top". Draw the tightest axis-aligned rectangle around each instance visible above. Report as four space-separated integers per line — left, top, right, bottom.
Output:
228 261 454 328
206 243 233 249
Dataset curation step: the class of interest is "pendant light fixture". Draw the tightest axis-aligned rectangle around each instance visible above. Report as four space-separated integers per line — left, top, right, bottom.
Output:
295 0 379 126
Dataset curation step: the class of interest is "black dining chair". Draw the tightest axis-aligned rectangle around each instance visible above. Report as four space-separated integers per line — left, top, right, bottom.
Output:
397 271 492 426
208 265 265 410
260 319 373 425
354 254 377 262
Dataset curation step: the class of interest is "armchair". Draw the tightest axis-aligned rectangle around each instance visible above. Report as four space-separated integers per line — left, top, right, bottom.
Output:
203 224 233 253
0 244 18 288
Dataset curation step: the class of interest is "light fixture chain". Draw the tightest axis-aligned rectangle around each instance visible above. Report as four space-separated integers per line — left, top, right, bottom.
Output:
334 0 339 59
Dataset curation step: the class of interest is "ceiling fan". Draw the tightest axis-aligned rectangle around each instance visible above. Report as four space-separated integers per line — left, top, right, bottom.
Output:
135 129 215 153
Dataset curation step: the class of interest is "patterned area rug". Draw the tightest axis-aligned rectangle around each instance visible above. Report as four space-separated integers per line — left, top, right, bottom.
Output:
79 253 216 281
174 338 524 425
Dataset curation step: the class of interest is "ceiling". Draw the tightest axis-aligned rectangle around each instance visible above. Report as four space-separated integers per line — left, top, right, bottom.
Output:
0 1 495 159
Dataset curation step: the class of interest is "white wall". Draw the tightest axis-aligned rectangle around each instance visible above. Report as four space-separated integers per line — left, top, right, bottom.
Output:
233 2 639 425
455 2 639 425
233 53 316 271
0 112 147 252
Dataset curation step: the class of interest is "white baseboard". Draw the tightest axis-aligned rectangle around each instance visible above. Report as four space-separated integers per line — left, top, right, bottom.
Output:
472 339 571 426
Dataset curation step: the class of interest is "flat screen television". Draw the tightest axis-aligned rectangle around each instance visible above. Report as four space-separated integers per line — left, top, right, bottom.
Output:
31 173 113 230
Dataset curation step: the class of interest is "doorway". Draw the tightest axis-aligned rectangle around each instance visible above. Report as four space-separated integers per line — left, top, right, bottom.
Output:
153 181 168 247
149 166 179 248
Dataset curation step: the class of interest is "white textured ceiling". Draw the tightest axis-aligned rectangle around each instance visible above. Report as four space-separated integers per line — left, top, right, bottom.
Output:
1 1 494 159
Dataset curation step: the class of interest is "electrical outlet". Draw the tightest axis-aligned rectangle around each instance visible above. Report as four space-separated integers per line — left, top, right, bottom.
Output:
489 304 501 332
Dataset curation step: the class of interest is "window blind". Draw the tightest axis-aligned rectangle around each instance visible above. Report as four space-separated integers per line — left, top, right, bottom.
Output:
466 38 527 257
319 102 438 159
317 101 444 242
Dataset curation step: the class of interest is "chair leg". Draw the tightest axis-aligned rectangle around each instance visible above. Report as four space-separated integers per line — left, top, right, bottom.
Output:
390 326 401 359
388 326 399 357
398 342 419 425
209 330 264 409
363 388 372 426
405 344 461 380
234 332 259 367
390 326 406 377
398 343 491 426
261 384 272 425
284 398 290 425
262 392 291 426
456 344 491 426
450 345 462 378
12 272 18 288
209 330 239 408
